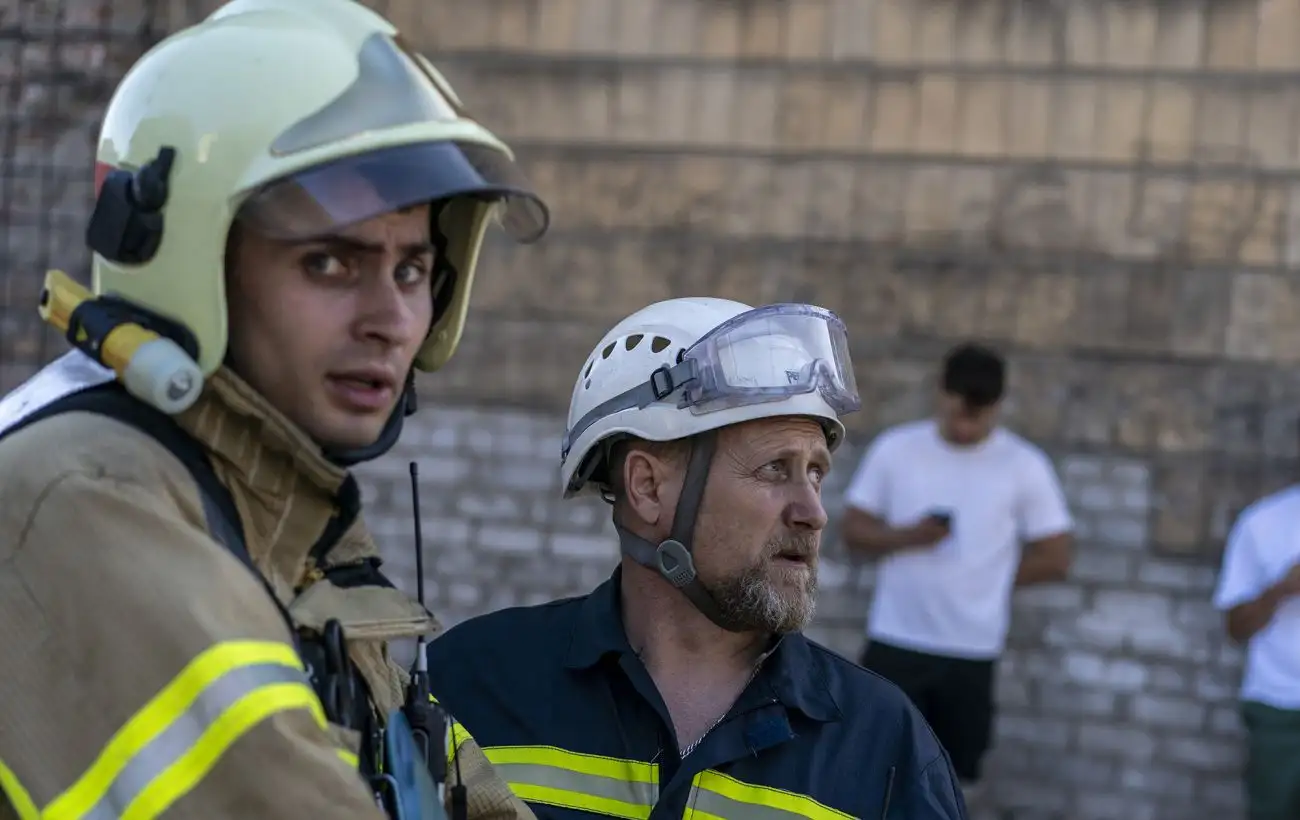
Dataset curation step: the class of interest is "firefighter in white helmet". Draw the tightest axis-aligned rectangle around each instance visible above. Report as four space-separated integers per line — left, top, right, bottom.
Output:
424 298 970 819
0 0 546 818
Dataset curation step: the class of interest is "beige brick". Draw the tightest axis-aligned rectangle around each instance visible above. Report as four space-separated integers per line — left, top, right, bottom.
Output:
928 270 986 339
670 157 733 232
1194 88 1250 156
953 2 1004 65
1237 184 1286 268
1225 271 1300 361
697 3 741 58
1246 88 1300 169
494 0 535 49
775 75 830 148
826 0 874 59
945 166 998 237
1070 269 1131 354
784 0 830 60
1168 269 1231 357
397 0 495 49
902 167 954 237
868 79 917 152
977 268 1022 341
534 0 581 52
739 1 786 58
612 0 656 55
729 71 780 148
1062 4 1104 65
914 2 955 64
869 0 916 64
804 160 864 238
654 0 700 56
569 0 617 53
1014 272 1079 350
611 72 656 142
957 78 1006 158
1204 1 1260 70
761 164 814 238
1003 6 1054 66
1125 177 1189 259
1101 3 1157 69
1093 80 1147 162
821 74 870 150
1151 461 1210 552
1186 179 1263 264
1256 0 1300 70
651 68 696 145
567 71 614 141
855 165 910 240
1005 79 1052 159
1141 81 1198 163
913 75 958 154
1049 80 1099 161
720 158 774 237
693 68 736 145
1150 4 1206 69
527 72 580 141
1086 172 1137 256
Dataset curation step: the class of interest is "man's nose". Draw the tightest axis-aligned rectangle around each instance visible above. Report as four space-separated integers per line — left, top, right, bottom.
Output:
784 483 828 532
356 267 419 345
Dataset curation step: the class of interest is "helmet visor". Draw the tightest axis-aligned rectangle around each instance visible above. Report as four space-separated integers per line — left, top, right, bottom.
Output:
235 140 550 244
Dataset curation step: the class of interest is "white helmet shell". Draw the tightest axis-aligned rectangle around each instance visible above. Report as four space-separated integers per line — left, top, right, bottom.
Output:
560 297 849 499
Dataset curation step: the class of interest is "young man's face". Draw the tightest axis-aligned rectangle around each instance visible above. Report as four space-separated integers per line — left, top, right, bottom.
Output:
225 204 437 450
937 392 999 446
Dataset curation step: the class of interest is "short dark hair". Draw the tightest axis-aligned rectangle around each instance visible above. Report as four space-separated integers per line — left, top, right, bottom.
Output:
941 343 1005 408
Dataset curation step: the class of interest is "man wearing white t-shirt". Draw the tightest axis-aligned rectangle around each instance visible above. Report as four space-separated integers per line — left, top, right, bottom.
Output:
1213 488 1300 820
840 343 1074 795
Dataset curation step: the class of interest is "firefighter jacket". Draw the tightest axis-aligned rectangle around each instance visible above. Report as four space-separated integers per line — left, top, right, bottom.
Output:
0 354 535 820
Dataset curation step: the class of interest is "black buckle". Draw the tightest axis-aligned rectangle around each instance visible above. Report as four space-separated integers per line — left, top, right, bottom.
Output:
649 366 675 400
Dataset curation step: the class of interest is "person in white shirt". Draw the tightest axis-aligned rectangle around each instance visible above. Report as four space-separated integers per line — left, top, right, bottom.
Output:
840 343 1074 797
1213 487 1300 820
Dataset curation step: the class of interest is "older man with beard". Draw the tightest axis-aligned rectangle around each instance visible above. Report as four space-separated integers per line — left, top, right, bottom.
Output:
425 298 969 820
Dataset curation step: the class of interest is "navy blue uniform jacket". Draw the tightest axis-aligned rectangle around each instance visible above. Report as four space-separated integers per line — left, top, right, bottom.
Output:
427 571 969 820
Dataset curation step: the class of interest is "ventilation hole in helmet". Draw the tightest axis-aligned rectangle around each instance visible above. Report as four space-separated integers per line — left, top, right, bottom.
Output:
584 360 593 378
676 348 686 364
651 336 671 353
602 342 616 359
625 334 643 351
584 379 592 390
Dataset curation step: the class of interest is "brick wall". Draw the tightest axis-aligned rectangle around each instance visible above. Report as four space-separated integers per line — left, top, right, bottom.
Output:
7 1 1300 818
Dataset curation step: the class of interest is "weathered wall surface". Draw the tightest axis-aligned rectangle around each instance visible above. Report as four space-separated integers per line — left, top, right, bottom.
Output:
5 1 1300 818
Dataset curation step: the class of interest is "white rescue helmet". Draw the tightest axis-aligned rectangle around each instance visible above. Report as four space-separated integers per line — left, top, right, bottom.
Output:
560 297 861 499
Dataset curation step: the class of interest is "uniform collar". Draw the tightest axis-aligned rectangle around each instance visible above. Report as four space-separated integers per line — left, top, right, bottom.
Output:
173 367 380 592
565 567 842 724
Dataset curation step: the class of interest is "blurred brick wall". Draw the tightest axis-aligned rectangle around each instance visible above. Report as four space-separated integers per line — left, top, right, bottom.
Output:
5 1 1299 818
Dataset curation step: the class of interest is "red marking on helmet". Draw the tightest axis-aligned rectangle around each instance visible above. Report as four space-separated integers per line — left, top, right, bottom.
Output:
93 162 114 196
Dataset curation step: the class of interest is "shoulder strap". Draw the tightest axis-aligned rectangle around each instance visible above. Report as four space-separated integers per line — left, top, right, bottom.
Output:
0 383 254 571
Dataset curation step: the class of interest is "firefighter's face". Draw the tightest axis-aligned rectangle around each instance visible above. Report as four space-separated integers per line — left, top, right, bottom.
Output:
688 416 830 634
225 204 436 450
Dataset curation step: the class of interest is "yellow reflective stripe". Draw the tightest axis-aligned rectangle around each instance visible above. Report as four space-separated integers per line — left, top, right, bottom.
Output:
481 746 657 820
38 640 324 820
684 771 853 820
336 750 360 770
0 758 41 820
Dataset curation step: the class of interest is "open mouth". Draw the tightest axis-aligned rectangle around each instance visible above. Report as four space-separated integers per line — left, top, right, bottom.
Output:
325 373 396 412
773 550 811 567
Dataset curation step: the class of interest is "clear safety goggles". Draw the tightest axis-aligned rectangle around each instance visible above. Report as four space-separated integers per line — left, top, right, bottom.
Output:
562 303 860 462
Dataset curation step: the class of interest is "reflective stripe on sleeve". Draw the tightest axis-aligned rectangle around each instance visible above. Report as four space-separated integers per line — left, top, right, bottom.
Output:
683 770 854 820
481 746 657 820
2 640 329 820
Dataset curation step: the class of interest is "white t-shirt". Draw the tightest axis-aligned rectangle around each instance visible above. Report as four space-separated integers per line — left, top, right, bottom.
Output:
844 419 1074 659
1212 486 1300 709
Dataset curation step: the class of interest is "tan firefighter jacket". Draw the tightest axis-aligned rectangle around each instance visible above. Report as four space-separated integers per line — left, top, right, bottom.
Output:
0 359 534 820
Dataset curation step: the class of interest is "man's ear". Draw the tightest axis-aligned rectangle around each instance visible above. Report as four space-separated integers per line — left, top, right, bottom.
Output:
622 446 681 529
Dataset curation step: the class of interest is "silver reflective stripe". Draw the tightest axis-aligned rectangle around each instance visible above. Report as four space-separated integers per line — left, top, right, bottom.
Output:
491 762 655 818
81 663 309 820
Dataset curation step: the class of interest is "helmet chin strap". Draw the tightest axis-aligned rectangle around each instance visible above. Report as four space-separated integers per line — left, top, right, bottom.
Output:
614 430 737 631
321 370 417 468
